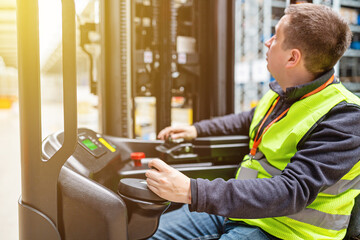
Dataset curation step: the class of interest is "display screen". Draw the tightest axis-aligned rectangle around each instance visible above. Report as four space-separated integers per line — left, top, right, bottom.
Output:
82 139 98 151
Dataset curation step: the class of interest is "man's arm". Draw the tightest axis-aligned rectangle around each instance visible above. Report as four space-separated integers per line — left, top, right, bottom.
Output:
148 109 255 202
157 108 255 140
190 102 360 218
194 108 255 137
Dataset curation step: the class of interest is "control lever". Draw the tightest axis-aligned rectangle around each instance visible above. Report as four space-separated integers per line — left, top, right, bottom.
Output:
118 178 170 239
167 136 185 145
155 138 198 163
118 178 166 202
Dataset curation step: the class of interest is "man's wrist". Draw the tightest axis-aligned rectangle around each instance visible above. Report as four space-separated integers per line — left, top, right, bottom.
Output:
192 124 201 138
187 178 192 204
188 179 198 211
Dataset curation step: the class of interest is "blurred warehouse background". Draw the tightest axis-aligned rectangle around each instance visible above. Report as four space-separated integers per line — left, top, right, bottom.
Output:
1 0 360 239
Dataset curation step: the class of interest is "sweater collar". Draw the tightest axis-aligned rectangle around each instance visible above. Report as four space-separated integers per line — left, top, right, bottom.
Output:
269 69 336 102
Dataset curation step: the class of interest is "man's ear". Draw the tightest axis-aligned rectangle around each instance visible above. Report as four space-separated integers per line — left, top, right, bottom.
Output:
286 49 301 68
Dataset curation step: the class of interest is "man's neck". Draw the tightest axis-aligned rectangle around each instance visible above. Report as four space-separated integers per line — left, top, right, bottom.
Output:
279 69 315 92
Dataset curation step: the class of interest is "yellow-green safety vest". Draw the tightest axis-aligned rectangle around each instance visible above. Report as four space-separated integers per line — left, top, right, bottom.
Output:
231 82 360 240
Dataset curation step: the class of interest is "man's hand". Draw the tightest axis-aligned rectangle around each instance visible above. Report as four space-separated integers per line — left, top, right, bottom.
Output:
145 159 191 204
157 125 197 141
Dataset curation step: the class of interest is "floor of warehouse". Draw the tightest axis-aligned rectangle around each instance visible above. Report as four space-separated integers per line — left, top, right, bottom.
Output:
0 105 21 240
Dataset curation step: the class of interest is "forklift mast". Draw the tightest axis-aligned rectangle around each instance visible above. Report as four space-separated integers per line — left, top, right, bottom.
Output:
100 0 236 138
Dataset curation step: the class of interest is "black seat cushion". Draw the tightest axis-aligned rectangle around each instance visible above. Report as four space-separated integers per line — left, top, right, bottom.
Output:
345 194 360 239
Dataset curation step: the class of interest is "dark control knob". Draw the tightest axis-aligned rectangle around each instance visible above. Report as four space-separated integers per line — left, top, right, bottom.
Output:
118 178 166 202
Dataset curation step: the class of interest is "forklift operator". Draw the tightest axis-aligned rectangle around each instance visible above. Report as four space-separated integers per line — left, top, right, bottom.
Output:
145 4 360 240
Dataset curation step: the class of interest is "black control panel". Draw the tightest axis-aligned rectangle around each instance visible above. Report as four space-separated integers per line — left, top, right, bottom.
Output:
41 128 123 191
78 134 107 158
77 131 117 158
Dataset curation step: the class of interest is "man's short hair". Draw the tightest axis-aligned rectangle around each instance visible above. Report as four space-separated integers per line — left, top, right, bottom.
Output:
283 3 352 76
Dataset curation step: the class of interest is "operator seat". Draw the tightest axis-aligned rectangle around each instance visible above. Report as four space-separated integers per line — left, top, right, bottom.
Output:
345 193 360 240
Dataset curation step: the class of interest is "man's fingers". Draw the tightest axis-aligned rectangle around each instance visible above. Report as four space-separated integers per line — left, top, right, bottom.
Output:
158 126 188 140
158 127 173 140
157 127 167 139
146 179 160 195
145 168 161 181
146 177 159 188
171 132 185 140
148 158 172 172
146 158 191 203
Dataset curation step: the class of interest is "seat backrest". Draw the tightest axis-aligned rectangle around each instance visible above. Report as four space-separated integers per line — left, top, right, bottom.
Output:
345 194 360 240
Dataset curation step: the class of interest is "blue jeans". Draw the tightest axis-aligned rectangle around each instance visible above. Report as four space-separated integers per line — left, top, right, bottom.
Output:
149 205 281 240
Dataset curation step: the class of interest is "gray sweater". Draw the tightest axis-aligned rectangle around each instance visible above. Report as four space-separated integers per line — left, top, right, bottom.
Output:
189 69 360 219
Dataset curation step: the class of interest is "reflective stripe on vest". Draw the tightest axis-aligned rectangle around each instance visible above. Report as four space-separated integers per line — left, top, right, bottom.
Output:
322 176 360 195
287 208 351 231
239 152 360 196
238 153 359 232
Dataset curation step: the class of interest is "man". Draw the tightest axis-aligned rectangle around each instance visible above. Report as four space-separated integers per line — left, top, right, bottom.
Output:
146 4 360 240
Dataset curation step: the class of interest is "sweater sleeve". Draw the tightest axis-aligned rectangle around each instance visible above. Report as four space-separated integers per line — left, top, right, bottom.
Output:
193 108 255 137
189 102 360 218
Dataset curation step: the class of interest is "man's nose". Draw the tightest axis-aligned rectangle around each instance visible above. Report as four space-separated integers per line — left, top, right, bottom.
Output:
265 37 273 48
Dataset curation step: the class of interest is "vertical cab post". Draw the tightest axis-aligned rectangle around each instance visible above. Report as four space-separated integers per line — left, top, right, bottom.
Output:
17 0 77 239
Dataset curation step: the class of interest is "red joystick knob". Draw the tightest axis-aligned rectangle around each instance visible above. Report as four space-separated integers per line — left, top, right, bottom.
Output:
131 152 145 167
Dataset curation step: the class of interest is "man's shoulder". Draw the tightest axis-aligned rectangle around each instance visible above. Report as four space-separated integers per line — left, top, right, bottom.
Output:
331 100 360 112
324 101 360 133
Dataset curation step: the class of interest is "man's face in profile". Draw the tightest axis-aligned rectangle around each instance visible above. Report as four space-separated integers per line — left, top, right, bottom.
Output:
264 15 291 82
